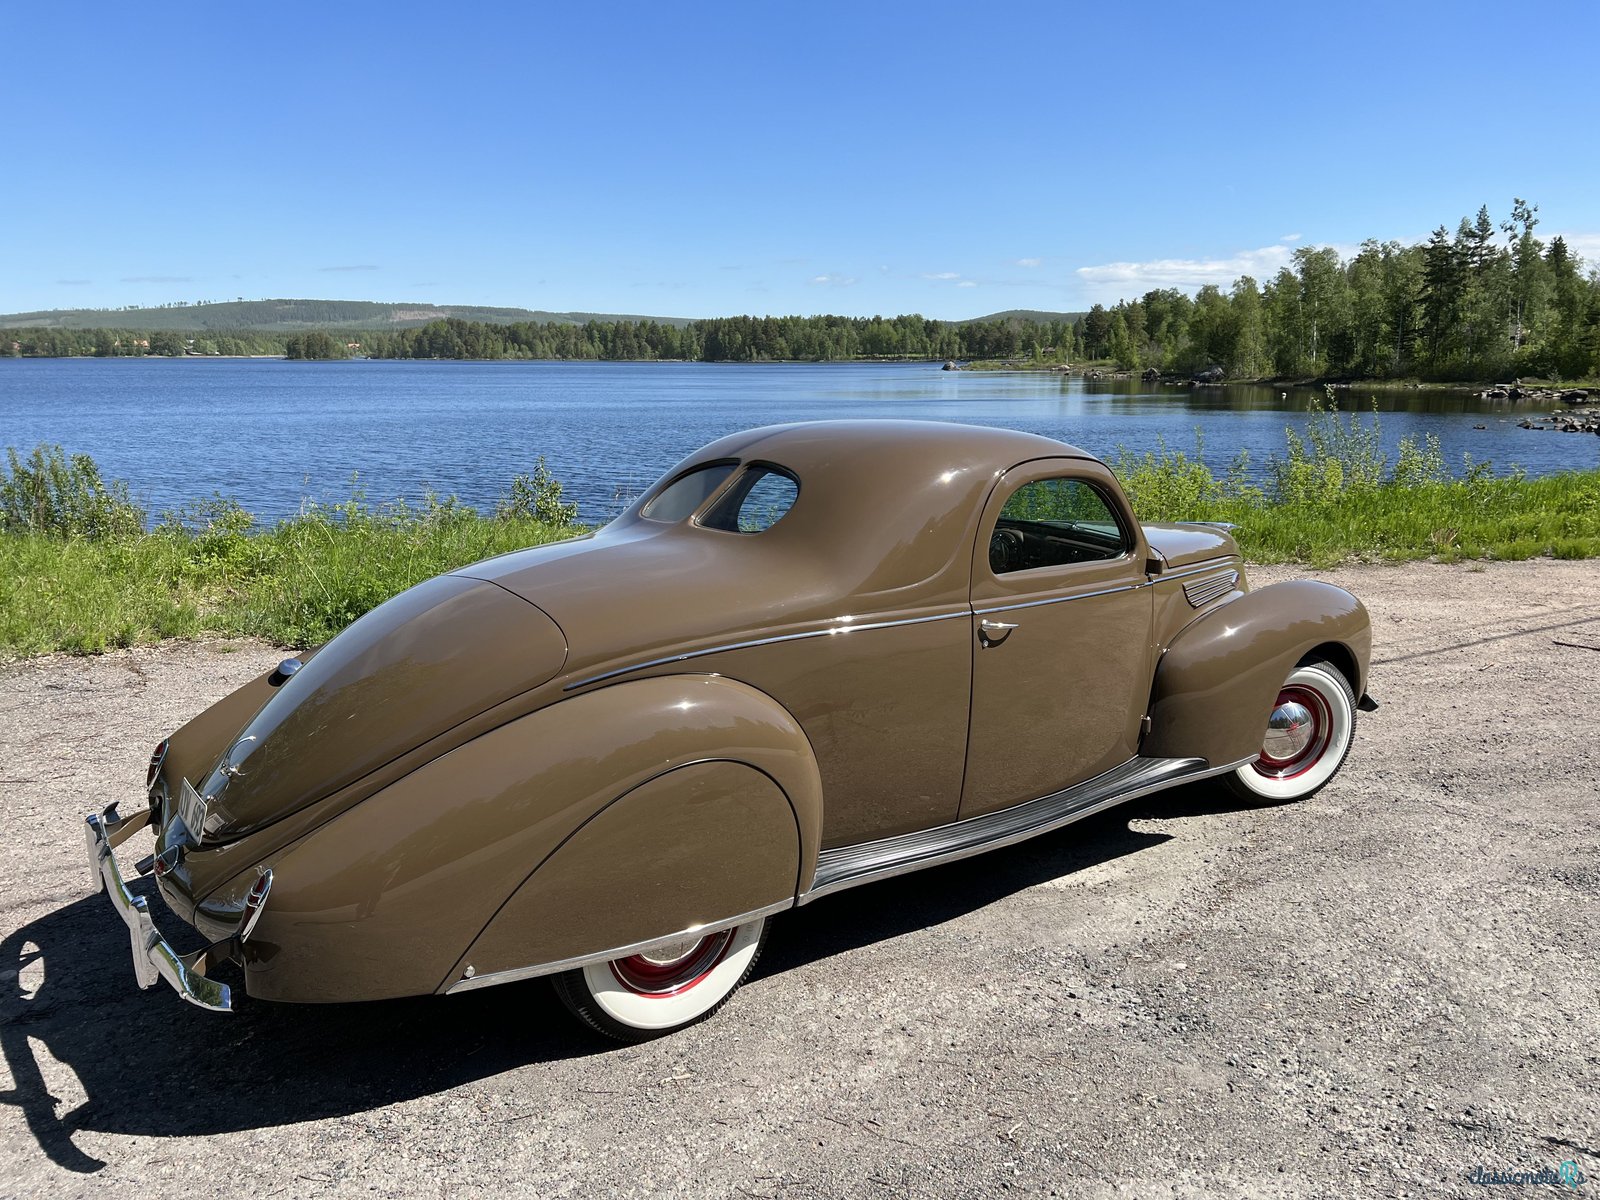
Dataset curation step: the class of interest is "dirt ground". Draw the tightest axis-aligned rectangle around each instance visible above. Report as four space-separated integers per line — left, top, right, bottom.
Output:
2 560 1597 1199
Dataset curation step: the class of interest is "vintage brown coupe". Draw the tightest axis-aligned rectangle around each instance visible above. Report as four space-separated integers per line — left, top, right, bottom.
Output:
86 421 1374 1039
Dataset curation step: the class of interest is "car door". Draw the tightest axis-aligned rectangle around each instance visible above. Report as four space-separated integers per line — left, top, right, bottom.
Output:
960 457 1156 820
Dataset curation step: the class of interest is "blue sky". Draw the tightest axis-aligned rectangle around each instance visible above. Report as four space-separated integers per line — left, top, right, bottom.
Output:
4 0 1598 320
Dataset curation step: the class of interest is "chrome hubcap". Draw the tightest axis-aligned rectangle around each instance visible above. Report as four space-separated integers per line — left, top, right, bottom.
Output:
1262 700 1315 762
634 933 707 967
1251 684 1331 779
610 929 735 996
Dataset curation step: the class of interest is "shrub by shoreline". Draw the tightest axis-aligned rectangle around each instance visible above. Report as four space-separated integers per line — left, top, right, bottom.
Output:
3 410 1598 660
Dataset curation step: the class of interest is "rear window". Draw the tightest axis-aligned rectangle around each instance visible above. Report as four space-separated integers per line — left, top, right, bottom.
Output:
641 461 737 522
700 466 799 533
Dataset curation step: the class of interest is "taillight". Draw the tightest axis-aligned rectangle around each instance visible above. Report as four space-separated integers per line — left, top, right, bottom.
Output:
241 868 273 943
147 739 169 790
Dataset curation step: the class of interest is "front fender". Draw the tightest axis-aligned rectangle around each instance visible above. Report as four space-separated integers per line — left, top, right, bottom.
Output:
212 674 822 1003
1141 580 1371 766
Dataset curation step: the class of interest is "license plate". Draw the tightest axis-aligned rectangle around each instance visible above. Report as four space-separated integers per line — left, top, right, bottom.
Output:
178 779 209 842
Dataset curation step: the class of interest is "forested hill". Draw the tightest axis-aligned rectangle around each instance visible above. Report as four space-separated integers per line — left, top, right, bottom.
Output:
0 299 698 332
963 309 1087 325
0 299 1086 334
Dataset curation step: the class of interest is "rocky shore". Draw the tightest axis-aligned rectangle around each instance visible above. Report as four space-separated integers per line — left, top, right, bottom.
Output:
1485 385 1600 434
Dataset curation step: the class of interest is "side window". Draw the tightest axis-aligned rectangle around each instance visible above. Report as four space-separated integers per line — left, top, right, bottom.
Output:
989 478 1128 574
701 466 799 533
641 461 737 522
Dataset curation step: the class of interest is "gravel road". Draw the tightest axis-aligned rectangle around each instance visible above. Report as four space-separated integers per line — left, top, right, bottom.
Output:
2 560 1597 1199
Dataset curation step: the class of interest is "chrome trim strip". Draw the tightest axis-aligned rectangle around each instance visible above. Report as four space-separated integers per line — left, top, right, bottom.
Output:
973 580 1149 616
801 755 1252 904
444 899 794 994
84 813 233 1012
564 610 969 691
567 559 1245 692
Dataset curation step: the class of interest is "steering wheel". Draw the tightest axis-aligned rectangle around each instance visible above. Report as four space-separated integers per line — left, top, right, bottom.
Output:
989 528 1024 573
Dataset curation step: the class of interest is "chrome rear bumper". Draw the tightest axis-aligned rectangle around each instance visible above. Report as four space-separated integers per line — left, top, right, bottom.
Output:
84 811 233 1012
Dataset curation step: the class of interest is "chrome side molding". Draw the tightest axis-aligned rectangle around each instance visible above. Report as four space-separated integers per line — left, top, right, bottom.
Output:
444 898 793 995
802 754 1248 903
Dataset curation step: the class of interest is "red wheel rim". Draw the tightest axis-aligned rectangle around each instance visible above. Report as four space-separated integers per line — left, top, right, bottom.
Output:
609 930 736 997
1251 685 1331 780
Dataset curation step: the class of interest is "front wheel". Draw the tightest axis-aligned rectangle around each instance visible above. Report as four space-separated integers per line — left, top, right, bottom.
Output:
1225 660 1356 803
551 918 769 1042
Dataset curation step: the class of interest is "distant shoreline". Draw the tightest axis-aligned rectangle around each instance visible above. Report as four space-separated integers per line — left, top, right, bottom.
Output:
6 354 1595 392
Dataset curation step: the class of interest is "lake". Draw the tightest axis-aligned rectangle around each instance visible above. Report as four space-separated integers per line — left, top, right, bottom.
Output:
2 358 1595 523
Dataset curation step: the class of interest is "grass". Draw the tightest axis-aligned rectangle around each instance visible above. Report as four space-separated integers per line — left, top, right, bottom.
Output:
0 505 584 658
1122 466 1600 567
1111 397 1600 566
3 406 1598 661
0 450 585 659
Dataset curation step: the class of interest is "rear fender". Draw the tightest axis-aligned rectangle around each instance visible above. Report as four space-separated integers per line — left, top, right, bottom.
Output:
214 674 821 1003
1141 580 1371 766
446 759 800 991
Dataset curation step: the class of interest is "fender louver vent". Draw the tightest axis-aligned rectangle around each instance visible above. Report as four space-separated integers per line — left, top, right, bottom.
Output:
1183 571 1238 608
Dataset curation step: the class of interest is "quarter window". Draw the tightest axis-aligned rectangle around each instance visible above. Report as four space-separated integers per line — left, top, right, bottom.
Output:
641 461 737 522
989 478 1127 573
701 466 799 533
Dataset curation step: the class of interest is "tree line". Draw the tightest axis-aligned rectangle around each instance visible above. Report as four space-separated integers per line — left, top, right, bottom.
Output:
6 198 1597 379
348 312 1071 363
1 328 286 357
1077 199 1598 380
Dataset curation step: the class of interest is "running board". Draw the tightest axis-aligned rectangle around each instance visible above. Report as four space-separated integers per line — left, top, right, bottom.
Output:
802 755 1240 903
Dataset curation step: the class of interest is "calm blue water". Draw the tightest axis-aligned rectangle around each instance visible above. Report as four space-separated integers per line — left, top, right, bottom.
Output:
1 358 1594 523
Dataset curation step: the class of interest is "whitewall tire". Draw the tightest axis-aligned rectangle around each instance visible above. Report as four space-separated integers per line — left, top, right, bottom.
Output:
1226 660 1356 802
552 918 768 1042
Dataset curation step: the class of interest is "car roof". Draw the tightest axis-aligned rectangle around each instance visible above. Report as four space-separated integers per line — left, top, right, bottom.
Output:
679 420 1094 484
465 421 1108 656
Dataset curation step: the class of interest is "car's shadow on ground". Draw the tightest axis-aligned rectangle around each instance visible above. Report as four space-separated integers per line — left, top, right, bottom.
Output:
3 780 1263 1172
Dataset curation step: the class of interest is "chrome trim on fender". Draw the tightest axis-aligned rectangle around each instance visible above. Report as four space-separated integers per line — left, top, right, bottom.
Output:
445 899 793 994
1153 560 1245 585
1183 570 1239 609
564 610 969 691
84 813 233 1012
801 754 1254 903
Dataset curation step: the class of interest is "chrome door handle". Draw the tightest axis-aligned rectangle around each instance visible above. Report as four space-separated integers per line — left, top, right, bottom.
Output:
979 618 1018 645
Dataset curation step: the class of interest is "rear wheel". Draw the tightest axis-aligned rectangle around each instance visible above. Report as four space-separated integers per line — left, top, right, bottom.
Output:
551 918 768 1042
1225 660 1355 802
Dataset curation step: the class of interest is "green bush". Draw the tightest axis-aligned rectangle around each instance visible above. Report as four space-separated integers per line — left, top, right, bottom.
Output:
495 456 579 527
0 444 145 538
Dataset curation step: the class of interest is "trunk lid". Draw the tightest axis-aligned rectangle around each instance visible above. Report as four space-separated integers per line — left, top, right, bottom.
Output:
194 574 566 839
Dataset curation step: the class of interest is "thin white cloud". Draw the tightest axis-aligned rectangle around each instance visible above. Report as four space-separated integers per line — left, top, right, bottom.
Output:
1280 233 1302 243
1074 245 1299 301
957 280 978 288
922 271 961 281
809 273 857 286
1073 240 1383 303
1015 257 1043 267
1558 231 1600 266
